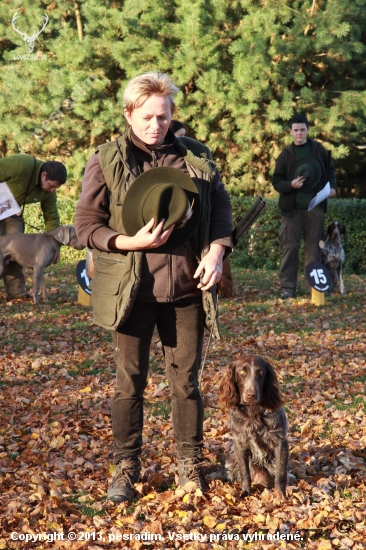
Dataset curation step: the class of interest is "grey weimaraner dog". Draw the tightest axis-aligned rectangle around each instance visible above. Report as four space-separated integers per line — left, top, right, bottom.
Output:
0 224 84 304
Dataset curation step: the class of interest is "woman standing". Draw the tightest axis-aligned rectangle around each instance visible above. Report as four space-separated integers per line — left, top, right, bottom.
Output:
75 72 232 502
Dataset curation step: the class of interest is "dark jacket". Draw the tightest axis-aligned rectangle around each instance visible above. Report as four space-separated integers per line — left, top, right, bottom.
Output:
272 139 337 216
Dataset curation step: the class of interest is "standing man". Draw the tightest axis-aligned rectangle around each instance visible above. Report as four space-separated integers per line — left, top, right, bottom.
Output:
272 114 337 299
0 153 67 298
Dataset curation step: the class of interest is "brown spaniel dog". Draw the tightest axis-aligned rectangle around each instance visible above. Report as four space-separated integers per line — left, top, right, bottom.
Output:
219 355 288 497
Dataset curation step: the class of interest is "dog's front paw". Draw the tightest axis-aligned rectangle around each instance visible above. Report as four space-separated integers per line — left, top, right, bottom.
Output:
240 489 251 498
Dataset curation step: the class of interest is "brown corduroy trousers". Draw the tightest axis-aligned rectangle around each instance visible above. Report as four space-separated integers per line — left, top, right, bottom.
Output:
111 296 205 464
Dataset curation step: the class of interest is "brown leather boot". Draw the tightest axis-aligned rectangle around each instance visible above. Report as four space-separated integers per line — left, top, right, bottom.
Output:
107 457 141 502
177 457 209 492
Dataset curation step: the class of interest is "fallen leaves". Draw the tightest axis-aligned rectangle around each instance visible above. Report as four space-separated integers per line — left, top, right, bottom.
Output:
0 266 365 548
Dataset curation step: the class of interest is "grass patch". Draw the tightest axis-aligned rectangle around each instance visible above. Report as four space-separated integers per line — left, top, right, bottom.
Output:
80 505 106 518
333 396 365 411
67 492 107 518
149 356 165 375
146 401 171 420
68 359 103 377
318 422 332 439
351 375 366 384
8 452 20 460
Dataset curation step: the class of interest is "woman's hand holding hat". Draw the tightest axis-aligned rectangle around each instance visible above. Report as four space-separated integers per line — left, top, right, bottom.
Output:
109 218 174 251
133 218 175 249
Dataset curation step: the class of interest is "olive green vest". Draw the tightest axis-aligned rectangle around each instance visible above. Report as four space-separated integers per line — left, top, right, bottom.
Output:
91 130 219 336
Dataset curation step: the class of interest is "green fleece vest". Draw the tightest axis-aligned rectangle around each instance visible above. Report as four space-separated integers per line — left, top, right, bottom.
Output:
91 130 219 336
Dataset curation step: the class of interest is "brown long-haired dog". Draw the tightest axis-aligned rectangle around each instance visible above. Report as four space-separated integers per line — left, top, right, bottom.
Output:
219 355 288 498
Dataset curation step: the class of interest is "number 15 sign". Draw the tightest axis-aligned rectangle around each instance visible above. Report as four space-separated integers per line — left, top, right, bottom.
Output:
305 261 331 292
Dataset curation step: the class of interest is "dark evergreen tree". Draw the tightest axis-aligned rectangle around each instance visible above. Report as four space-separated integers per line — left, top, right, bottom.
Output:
0 0 365 194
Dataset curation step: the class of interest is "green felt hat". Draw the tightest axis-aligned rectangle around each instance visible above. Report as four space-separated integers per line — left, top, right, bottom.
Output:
290 157 322 192
122 166 200 252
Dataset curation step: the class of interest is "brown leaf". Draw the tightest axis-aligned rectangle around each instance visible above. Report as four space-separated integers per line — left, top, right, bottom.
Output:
146 472 165 488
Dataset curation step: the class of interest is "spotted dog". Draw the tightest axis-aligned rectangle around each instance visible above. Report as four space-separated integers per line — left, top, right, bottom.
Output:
321 222 346 294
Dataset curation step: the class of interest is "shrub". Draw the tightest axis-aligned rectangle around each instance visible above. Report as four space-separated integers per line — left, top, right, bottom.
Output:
23 196 366 273
231 197 366 273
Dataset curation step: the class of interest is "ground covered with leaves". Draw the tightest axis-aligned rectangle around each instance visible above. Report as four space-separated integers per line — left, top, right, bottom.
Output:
0 263 365 549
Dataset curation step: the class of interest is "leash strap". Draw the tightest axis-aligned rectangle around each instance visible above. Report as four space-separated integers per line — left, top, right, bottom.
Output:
24 221 42 232
198 291 220 410
197 198 268 408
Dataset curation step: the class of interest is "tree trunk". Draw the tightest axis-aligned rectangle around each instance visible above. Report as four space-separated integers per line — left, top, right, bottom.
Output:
0 139 6 158
74 1 83 41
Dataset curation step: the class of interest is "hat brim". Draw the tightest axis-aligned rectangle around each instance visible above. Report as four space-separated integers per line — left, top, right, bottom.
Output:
289 157 322 192
122 167 200 252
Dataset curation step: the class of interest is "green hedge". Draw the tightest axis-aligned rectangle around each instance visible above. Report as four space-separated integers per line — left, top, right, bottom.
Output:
231 197 366 273
24 196 366 273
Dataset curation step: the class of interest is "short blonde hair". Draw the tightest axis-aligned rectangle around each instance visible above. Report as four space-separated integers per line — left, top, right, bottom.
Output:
123 72 179 113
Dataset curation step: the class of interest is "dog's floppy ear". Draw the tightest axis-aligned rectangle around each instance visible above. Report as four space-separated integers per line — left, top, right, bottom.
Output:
56 225 72 246
262 360 283 411
219 362 239 409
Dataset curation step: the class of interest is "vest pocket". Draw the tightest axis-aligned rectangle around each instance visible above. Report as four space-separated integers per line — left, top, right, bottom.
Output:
91 254 126 327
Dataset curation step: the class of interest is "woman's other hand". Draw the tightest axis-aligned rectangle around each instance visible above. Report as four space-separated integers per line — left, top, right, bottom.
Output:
194 243 225 291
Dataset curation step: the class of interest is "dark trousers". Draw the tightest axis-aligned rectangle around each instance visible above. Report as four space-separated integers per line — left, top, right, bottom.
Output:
111 297 205 464
0 214 27 296
279 206 324 293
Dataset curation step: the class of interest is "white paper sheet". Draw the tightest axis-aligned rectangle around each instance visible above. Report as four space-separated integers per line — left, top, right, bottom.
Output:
0 181 21 220
308 182 330 212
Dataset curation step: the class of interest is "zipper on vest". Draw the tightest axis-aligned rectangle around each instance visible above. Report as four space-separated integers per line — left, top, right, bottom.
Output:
151 150 158 167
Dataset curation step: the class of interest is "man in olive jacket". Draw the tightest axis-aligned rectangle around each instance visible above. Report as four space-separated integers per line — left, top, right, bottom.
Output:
272 114 337 298
0 154 67 298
